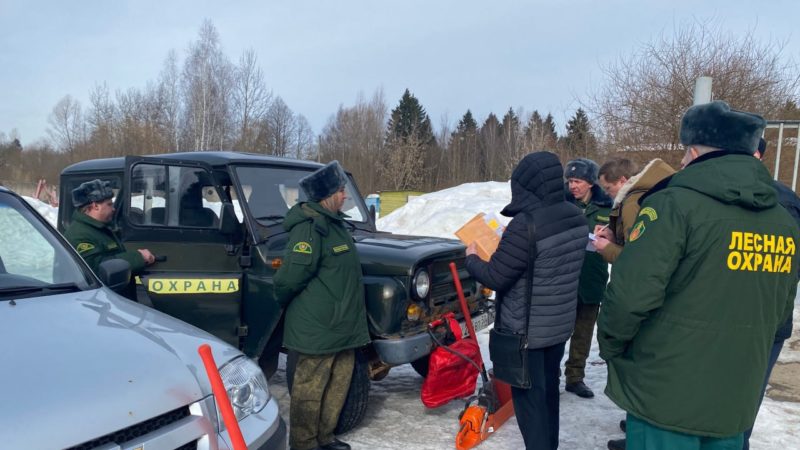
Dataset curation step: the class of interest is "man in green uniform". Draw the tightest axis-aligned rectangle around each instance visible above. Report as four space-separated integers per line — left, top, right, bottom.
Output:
598 101 798 449
274 161 370 450
564 158 612 399
64 179 155 298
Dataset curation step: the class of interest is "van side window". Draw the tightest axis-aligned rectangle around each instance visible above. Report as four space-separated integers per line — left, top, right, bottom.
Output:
130 164 167 226
129 164 221 228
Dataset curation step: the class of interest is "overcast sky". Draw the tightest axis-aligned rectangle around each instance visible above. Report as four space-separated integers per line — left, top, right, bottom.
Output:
1 0 798 145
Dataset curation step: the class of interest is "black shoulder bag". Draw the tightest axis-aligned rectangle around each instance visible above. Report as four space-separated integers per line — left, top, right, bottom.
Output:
488 213 536 389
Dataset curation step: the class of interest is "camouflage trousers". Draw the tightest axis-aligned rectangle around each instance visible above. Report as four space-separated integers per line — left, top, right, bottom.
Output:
565 302 600 384
290 349 354 450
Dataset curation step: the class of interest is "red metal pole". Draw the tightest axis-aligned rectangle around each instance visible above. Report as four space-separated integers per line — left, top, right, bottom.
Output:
198 344 247 450
449 262 478 341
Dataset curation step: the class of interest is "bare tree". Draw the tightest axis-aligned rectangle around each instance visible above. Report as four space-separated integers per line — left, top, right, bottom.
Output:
383 134 426 191
262 96 296 156
158 50 182 152
318 89 388 193
233 49 272 152
47 95 85 154
588 19 800 154
181 20 234 151
292 114 315 159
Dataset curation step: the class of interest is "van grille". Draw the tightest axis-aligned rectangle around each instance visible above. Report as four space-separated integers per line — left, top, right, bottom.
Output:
428 257 473 307
66 406 196 450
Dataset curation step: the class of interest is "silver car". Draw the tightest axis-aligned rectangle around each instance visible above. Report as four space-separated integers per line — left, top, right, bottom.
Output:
0 186 286 450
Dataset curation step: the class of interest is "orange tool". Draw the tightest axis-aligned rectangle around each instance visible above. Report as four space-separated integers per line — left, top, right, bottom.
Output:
198 344 247 450
449 262 515 450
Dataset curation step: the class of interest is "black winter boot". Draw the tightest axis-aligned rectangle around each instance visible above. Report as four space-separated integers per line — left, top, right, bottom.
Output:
607 438 626 450
565 381 594 398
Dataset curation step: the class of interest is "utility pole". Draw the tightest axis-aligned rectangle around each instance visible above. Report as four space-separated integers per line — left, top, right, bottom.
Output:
693 77 713 105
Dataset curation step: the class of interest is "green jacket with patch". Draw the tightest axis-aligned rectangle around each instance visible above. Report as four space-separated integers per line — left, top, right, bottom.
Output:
273 202 370 355
598 152 799 437
574 184 612 304
64 211 146 275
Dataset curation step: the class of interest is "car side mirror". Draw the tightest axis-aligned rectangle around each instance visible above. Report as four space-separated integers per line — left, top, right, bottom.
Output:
220 202 239 236
97 259 132 293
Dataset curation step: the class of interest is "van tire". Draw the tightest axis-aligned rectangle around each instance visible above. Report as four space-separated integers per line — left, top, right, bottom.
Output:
286 349 370 434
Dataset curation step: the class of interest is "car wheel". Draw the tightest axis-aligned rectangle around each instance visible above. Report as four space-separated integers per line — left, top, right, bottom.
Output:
286 349 370 434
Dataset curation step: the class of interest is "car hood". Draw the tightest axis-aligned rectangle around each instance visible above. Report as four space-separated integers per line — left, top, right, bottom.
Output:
0 287 241 449
354 232 465 276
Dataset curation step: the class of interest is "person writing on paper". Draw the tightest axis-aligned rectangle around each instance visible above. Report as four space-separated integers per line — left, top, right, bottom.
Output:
594 158 675 266
465 151 587 450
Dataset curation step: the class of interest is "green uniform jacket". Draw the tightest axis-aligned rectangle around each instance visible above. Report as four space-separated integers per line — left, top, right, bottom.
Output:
574 184 612 304
598 153 799 437
64 211 146 275
273 202 370 355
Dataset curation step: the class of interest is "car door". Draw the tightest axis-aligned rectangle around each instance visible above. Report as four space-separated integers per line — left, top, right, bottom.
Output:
121 156 243 347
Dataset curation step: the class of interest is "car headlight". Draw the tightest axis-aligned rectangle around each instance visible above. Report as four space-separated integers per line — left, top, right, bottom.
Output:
413 269 430 299
217 356 270 428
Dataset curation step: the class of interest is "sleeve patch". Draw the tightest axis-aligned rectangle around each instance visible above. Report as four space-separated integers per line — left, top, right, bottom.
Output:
333 244 350 254
76 242 95 253
639 207 658 221
629 221 646 242
293 242 313 254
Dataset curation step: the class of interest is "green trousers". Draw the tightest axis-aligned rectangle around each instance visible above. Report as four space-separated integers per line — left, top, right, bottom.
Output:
290 349 354 450
626 413 744 450
565 302 599 384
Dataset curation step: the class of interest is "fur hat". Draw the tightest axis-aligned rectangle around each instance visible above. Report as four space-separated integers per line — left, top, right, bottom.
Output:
299 160 348 202
679 100 766 155
71 179 114 208
565 158 599 184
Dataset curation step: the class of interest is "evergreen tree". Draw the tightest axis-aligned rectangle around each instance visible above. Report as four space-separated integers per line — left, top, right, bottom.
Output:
448 110 479 184
563 108 597 159
385 89 436 146
455 109 478 133
542 113 558 149
500 107 523 178
478 113 502 180
382 89 436 190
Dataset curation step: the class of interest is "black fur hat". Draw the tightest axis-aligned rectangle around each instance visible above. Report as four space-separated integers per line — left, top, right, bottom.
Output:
299 160 348 202
71 179 114 208
564 158 599 184
679 101 766 154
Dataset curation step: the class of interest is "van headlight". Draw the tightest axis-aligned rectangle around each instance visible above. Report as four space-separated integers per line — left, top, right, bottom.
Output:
217 356 270 426
413 269 430 299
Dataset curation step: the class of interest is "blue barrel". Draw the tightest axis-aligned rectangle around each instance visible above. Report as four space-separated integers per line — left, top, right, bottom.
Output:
365 194 381 215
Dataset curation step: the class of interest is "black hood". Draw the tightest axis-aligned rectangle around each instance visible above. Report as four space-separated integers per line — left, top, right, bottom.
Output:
501 151 566 217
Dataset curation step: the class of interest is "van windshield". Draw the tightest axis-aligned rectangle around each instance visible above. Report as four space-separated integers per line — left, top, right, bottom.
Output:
235 166 368 225
0 193 94 297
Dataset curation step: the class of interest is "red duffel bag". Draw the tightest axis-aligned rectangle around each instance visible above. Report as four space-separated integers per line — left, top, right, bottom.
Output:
421 313 481 408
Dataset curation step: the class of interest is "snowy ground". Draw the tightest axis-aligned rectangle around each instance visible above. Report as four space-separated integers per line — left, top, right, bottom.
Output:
25 184 799 449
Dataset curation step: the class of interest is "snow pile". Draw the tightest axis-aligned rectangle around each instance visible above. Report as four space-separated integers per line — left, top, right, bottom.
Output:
23 196 58 227
377 181 511 238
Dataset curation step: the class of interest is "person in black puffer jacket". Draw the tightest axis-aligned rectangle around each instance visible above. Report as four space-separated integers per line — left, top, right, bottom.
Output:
466 151 588 450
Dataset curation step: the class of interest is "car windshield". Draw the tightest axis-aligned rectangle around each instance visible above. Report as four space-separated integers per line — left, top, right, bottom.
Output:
235 165 368 225
0 192 94 297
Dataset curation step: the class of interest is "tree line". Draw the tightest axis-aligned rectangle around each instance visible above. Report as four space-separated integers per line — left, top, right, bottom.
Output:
2 19 799 198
